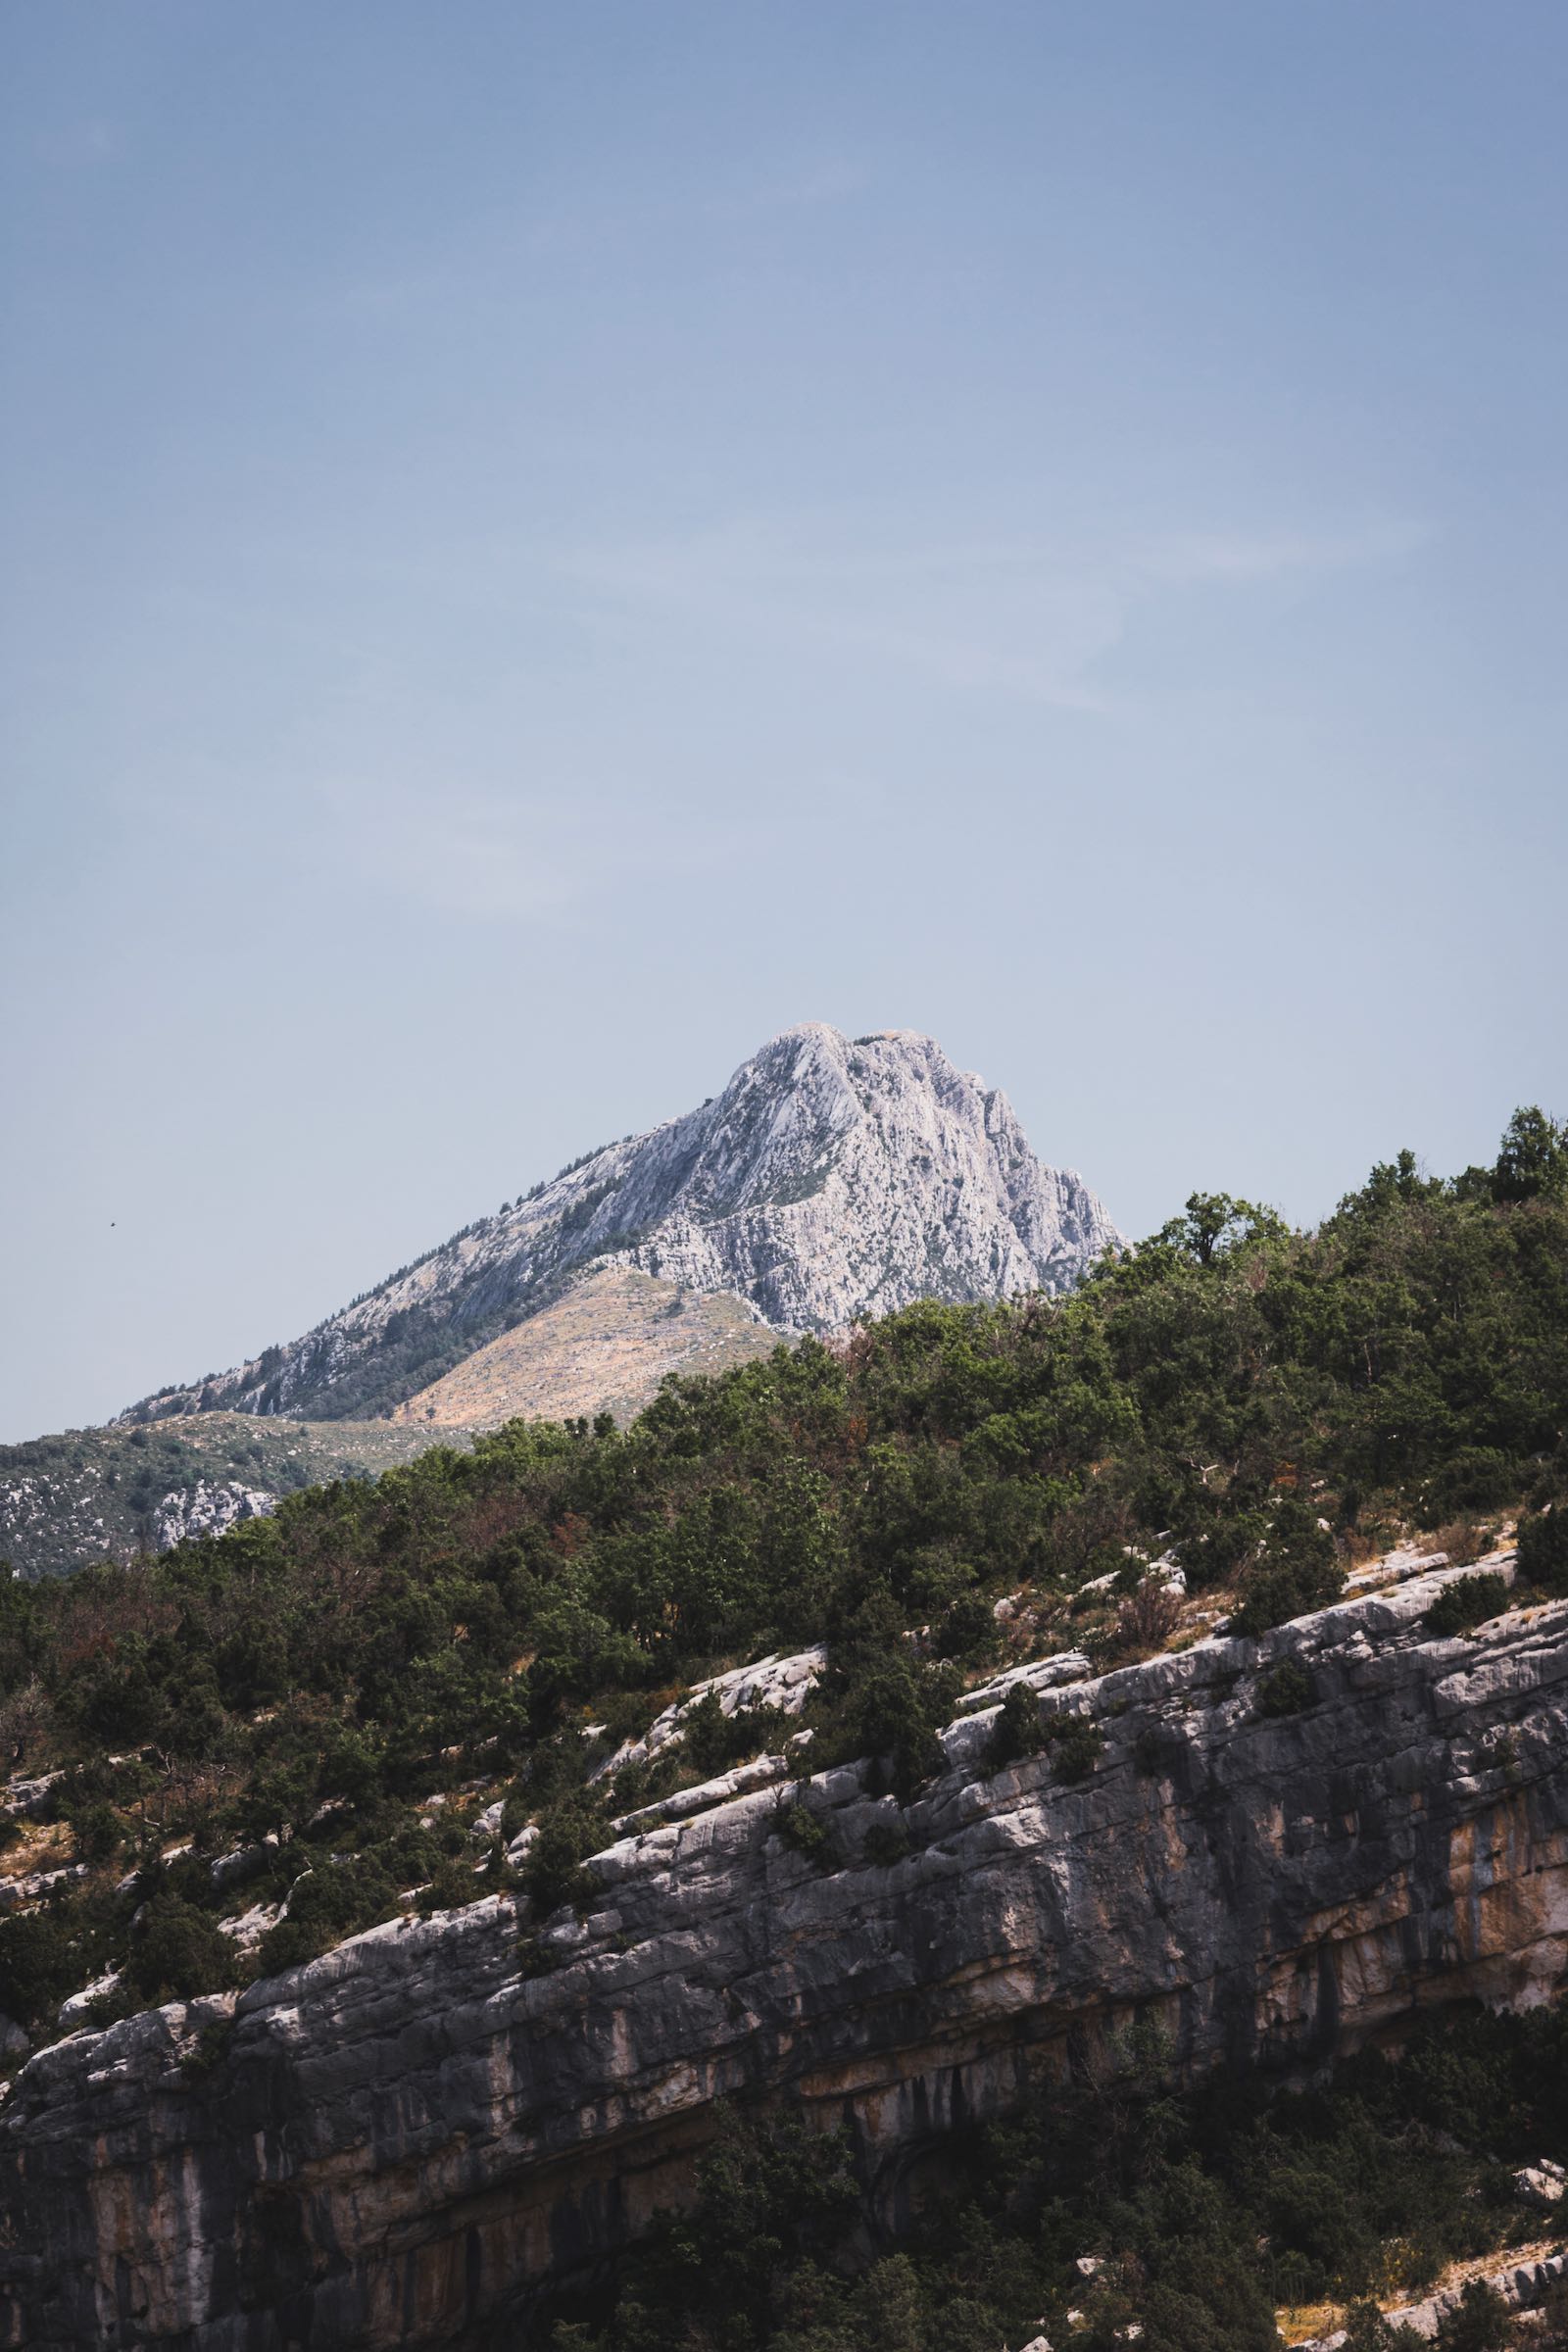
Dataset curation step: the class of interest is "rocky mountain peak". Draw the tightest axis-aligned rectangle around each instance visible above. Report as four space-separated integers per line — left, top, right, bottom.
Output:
122 1024 1120 1426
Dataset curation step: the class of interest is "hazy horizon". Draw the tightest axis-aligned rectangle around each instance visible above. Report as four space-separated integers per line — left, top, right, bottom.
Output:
4 3 1566 1441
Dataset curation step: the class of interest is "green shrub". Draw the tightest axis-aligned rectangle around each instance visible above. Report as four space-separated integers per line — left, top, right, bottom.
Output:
934 1589 997 1661
417 1853 483 1916
1254 1659 1315 1718
989 1681 1048 1768
1230 1505 1344 1637
1134 1724 1181 1777
680 1691 788 1778
253 1854 399 1976
521 1803 603 1921
66 1799 124 1866
1053 1717 1103 1783
776 1799 830 1864
1422 1447 1520 1518
254 1919 323 1978
1436 2281 1511 2352
183 2017 235 2075
817 1653 958 1801
515 1934 564 1981
860 1820 909 1869
124 1896 236 2004
1516 1507 1568 1596
0 1911 73 2028
1426 1574 1508 1639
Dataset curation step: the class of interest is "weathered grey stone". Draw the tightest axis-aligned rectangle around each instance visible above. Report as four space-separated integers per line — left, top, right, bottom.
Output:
0 1862 85 1916
611 1749 797 1833
1383 2250 1568 2337
0 1770 62 1821
591 1644 827 1784
957 1649 1094 1710
150 1482 274 1551
56 1971 121 2027
2 1589 1566 2349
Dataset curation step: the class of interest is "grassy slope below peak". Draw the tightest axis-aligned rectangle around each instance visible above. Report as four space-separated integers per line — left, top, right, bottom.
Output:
390 1266 782 1432
3 1274 779 1578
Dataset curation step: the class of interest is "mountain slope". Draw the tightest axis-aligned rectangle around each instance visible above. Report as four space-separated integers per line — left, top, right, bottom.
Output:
0 1415 449 1579
389 1268 781 1432
122 1023 1120 1427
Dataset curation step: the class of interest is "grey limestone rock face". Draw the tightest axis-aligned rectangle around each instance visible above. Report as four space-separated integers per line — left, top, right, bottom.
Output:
2 1579 1567 2350
122 1024 1121 1424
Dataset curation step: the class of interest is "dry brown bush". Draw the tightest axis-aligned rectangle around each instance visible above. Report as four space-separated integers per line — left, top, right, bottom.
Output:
1431 1515 1491 1567
1117 1579 1183 1656
0 1680 55 1767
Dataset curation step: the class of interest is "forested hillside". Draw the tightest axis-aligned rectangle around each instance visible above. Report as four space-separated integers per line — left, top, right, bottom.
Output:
1 1114 1566 2348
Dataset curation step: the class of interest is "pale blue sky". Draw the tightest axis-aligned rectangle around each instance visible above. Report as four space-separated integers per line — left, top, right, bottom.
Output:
3 3 1566 1440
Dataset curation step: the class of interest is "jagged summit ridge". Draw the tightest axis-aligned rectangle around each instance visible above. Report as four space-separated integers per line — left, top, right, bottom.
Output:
125 1023 1120 1425
615 1024 1118 1326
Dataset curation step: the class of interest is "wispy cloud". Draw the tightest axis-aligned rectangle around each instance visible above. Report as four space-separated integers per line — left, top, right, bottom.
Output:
1133 520 1431 587
737 157 872 213
109 501 1431 926
33 121 117 169
314 777 772 922
555 508 1428 713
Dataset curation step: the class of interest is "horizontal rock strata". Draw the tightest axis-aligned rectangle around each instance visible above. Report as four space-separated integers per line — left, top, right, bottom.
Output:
3 1570 1566 2349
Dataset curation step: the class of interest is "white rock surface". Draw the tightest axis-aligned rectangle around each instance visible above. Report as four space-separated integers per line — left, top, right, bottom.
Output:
0 1863 86 1915
1382 2251 1568 2339
219 1902 281 1952
592 1645 828 1784
1076 1551 1186 1601
57 1972 121 2026
151 1482 274 1550
956 1649 1093 1712
612 1750 801 1834
0 1771 63 1821
1344 1544 1452 1592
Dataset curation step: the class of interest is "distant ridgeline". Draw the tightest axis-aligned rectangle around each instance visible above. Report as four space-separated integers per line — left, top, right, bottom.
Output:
0 1416 445 1582
0 1111 1565 2345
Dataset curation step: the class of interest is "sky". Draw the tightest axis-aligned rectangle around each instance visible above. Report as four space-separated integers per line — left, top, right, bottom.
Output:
3 3 1566 1442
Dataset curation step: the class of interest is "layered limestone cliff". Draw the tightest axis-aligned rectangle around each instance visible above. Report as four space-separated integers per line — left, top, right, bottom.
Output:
3 1564 1566 2349
122 1025 1120 1425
